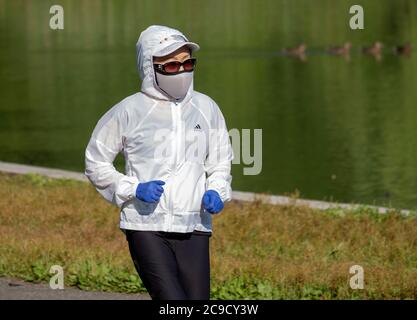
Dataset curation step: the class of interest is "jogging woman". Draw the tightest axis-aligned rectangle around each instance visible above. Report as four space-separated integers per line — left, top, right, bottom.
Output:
84 25 233 300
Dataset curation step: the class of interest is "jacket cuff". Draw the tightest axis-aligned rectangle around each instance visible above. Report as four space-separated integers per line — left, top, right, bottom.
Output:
207 184 231 203
130 179 140 200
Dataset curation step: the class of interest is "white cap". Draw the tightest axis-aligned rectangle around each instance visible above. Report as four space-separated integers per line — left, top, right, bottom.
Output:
152 33 200 57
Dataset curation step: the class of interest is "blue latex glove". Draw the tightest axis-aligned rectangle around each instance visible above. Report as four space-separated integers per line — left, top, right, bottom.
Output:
135 180 165 203
202 190 224 214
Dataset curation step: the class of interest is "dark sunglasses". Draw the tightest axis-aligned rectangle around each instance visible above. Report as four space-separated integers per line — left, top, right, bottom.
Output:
154 58 197 75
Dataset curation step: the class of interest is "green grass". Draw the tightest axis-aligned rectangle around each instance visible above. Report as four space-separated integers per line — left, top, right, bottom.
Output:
0 172 416 299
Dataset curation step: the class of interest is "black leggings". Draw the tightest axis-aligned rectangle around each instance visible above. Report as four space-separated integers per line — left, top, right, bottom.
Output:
125 230 211 300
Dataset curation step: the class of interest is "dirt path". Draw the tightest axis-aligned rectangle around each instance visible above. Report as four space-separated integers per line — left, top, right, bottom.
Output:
0 277 150 300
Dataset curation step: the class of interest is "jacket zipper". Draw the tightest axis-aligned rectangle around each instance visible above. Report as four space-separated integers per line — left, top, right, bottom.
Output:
168 101 180 231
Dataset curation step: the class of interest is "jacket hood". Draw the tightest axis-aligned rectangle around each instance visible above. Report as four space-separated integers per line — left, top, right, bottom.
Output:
136 25 198 103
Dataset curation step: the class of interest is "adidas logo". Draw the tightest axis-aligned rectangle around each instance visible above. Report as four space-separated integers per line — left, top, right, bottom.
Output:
194 124 201 130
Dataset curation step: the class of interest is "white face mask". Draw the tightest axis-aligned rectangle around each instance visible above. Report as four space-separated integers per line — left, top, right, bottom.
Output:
155 71 193 100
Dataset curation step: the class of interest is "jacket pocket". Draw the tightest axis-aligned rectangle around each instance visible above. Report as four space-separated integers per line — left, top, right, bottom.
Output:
132 198 158 215
173 163 206 213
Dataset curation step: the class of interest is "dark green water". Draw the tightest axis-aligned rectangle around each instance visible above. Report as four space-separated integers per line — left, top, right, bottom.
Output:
1 0 417 209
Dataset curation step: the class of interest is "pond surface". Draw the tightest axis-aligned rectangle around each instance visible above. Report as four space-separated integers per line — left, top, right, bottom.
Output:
1 0 417 209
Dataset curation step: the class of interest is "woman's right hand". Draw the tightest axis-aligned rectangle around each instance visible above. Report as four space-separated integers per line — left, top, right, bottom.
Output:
135 180 165 203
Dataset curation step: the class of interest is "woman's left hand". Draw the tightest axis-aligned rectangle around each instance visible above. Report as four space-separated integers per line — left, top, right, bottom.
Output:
202 190 224 214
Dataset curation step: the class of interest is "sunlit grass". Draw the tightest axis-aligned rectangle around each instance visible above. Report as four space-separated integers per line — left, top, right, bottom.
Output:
0 172 416 299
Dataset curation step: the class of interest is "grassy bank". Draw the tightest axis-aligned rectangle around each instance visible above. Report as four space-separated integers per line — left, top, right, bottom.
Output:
0 171 416 299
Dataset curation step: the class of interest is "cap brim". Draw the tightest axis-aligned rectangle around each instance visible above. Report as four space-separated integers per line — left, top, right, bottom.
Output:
153 41 200 57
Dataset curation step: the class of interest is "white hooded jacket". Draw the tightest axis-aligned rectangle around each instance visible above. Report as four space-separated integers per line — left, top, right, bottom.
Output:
84 25 233 233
